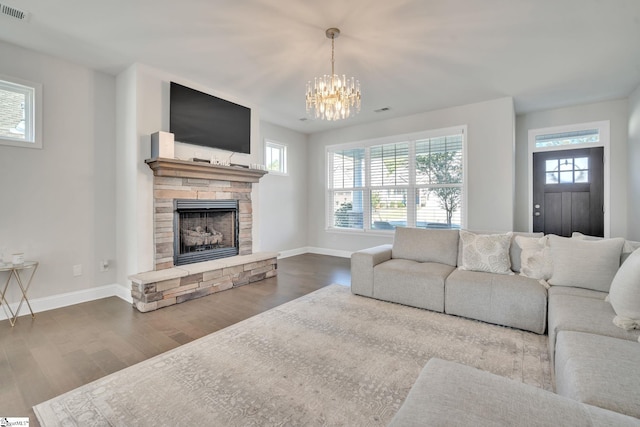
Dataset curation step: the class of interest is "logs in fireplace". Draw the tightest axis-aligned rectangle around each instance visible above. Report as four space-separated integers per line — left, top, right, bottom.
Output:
174 199 239 265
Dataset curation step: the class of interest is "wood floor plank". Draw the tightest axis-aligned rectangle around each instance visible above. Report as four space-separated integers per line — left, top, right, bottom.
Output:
0 254 351 425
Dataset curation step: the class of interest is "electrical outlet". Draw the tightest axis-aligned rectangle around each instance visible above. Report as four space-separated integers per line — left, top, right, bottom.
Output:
100 259 109 272
73 264 82 277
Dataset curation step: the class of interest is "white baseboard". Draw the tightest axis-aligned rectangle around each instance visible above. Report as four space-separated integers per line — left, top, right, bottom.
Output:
277 247 309 259
0 283 131 321
278 247 352 259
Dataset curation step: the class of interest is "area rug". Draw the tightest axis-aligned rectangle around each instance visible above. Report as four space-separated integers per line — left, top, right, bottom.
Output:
34 284 552 426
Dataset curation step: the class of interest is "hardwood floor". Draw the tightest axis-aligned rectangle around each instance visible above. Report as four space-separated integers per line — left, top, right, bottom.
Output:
0 254 351 425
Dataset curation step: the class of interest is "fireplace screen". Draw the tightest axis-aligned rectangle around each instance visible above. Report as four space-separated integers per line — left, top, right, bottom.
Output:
174 199 239 265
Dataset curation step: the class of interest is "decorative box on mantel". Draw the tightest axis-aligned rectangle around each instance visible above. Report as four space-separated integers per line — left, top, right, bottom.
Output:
129 157 274 312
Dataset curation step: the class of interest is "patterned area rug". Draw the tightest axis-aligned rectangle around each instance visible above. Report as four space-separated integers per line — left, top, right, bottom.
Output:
34 285 552 426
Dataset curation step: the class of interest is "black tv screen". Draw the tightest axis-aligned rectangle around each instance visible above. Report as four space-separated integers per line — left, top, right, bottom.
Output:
170 82 251 154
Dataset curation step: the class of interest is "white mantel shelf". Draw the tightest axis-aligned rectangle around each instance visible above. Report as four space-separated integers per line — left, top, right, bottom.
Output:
145 158 268 183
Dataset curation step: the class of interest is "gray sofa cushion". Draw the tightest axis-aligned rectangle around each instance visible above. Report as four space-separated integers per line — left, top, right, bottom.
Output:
548 291 640 363
556 331 640 418
445 269 547 334
389 358 640 427
392 227 459 266
373 259 455 312
547 235 625 292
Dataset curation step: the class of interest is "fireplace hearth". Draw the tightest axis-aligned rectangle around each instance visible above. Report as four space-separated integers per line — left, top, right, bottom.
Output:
175 199 239 266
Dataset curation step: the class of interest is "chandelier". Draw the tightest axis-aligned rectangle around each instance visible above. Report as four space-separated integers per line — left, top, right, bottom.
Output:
306 28 361 121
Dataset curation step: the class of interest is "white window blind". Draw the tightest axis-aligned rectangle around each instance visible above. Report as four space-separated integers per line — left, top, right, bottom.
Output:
328 148 365 229
327 127 465 231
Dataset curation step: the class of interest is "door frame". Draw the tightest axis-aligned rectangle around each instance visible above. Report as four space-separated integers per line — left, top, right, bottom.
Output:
527 120 610 237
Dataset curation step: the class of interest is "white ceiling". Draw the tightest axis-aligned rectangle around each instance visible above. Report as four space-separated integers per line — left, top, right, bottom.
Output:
1 0 639 134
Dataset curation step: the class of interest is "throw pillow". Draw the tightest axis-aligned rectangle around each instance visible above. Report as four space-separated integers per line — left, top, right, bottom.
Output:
459 230 513 275
608 248 640 332
515 235 552 280
509 232 544 273
547 235 625 292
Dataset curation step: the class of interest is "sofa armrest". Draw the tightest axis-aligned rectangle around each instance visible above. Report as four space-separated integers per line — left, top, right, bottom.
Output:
350 244 392 297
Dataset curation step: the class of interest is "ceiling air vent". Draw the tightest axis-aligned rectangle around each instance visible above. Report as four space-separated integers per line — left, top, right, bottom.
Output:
0 3 30 21
374 107 391 113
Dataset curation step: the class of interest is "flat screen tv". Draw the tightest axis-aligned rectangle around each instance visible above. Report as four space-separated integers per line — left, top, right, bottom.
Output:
170 82 251 154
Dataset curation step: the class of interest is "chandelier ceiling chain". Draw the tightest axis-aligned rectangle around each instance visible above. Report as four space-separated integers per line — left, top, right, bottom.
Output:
306 28 361 121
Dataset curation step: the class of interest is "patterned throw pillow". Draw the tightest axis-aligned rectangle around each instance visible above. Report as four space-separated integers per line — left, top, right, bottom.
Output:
459 230 513 275
515 235 553 280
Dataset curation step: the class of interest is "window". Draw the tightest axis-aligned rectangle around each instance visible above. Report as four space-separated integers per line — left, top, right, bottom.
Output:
265 140 287 174
535 129 599 148
327 127 466 231
545 156 589 184
0 75 42 149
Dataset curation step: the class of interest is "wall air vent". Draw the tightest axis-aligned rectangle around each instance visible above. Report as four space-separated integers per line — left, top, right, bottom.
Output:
0 3 30 21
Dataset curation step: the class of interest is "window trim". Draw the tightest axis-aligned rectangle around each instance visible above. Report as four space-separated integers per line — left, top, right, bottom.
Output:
325 126 467 233
264 139 288 175
527 120 610 237
0 75 43 149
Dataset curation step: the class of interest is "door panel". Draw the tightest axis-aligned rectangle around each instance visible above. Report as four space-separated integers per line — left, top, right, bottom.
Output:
543 193 562 236
533 147 604 237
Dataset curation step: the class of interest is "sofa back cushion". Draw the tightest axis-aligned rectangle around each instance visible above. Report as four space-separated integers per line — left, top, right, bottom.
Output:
392 227 459 266
547 234 625 292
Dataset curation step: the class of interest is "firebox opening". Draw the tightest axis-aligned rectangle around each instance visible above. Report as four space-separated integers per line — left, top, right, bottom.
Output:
174 199 239 266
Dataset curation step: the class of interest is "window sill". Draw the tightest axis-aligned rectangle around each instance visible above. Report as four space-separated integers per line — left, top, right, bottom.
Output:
325 227 394 237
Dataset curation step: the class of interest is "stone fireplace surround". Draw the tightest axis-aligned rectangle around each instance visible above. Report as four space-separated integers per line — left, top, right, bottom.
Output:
128 158 277 313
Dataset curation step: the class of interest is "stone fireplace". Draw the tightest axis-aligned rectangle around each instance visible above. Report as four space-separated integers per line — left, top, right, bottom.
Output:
128 158 277 312
146 158 263 270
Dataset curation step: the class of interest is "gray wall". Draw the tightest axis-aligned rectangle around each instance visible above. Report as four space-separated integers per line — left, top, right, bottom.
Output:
258 121 309 254
515 99 629 238
0 40 117 301
306 97 516 253
628 85 640 240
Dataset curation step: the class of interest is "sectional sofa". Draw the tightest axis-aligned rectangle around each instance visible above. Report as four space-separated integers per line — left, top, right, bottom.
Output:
350 227 640 425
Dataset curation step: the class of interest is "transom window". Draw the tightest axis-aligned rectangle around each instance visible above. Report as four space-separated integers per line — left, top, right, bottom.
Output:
0 75 42 149
534 128 599 148
327 127 466 231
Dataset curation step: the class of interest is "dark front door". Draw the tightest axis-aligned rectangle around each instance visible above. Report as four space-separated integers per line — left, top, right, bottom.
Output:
533 147 604 237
